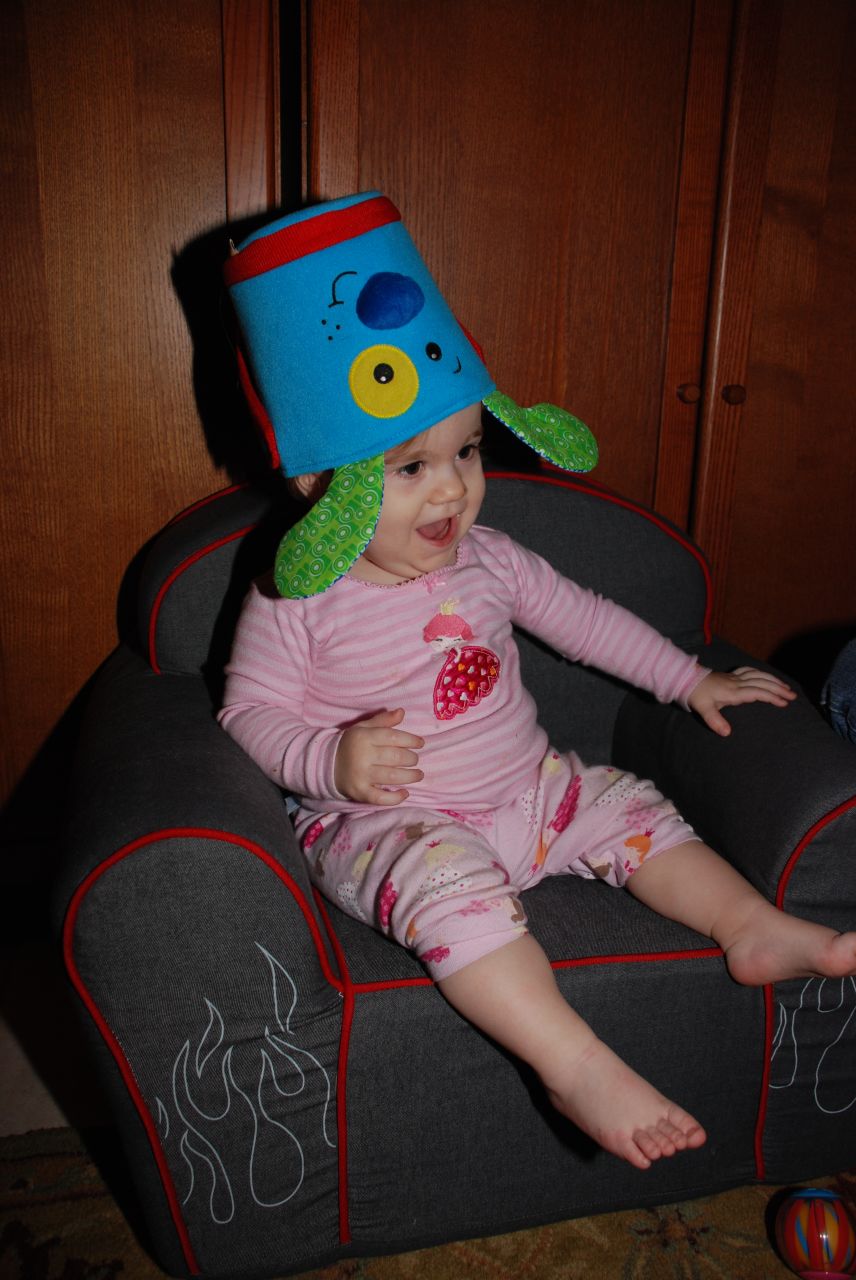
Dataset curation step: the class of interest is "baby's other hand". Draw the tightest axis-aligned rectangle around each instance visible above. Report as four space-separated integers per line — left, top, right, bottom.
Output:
334 708 424 805
688 667 796 737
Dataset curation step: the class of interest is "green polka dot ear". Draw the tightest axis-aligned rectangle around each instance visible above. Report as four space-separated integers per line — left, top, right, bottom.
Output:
483 391 598 473
274 456 384 598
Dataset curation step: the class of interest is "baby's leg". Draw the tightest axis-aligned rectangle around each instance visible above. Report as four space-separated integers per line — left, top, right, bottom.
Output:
628 840 856 985
300 803 705 1167
438 934 706 1170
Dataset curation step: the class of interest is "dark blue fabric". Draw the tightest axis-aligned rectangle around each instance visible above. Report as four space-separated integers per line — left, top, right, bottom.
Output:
822 637 856 743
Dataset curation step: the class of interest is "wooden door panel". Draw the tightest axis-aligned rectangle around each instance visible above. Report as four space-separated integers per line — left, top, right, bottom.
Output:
693 0 856 661
307 0 696 505
1 0 229 809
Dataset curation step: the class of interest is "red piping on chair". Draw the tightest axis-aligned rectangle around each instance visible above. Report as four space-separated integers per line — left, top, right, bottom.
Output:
163 484 248 530
485 469 714 644
148 527 257 673
773 797 856 910
313 891 355 1246
351 976 433 992
753 795 856 1180
552 946 722 970
63 828 344 1275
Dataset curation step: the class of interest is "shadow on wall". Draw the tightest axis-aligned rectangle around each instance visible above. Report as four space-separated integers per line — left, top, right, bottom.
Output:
771 625 856 706
169 213 287 492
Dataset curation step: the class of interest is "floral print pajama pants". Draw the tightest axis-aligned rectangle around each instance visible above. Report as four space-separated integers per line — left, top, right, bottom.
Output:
295 748 696 980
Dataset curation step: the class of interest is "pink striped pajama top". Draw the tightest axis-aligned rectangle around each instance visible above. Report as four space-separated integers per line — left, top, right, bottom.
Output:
218 525 708 815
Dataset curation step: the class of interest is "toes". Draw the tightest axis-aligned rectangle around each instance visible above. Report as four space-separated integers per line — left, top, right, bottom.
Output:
658 1119 687 1151
633 1127 673 1163
630 1111 708 1166
624 1136 653 1170
667 1105 707 1148
689 1123 707 1148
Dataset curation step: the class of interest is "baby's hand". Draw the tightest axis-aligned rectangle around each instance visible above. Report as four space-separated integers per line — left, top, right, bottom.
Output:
334 708 424 805
688 667 796 737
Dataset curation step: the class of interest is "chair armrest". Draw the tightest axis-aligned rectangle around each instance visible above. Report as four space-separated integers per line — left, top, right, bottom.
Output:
58 644 340 1011
57 646 344 1275
612 639 856 922
58 646 308 900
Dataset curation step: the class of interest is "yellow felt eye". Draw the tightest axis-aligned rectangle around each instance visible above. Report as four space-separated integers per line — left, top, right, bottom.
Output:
349 345 419 419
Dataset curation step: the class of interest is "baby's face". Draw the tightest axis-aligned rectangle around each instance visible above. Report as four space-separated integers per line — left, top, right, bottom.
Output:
350 402 485 586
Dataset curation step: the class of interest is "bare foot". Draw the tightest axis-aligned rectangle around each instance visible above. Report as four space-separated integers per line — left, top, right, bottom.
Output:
721 899 856 987
541 1036 707 1170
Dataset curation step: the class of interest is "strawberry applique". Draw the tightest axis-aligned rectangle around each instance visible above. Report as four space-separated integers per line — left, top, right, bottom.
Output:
423 600 501 721
433 646 501 720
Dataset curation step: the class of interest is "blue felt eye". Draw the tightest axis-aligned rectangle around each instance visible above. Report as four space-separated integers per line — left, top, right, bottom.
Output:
356 272 425 330
426 342 442 361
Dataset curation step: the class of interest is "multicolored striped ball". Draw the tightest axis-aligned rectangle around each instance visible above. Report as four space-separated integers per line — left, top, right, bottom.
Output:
775 1189 856 1278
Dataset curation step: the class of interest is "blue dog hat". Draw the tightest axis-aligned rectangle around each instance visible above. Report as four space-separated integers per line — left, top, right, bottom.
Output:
225 192 597 597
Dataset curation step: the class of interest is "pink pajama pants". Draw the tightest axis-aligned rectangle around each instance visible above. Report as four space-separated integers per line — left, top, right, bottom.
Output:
295 748 696 980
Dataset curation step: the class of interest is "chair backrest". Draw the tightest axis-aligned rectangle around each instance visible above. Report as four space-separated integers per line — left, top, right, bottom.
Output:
138 472 710 762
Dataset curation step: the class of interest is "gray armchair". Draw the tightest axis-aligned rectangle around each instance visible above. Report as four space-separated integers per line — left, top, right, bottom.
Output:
56 470 856 1278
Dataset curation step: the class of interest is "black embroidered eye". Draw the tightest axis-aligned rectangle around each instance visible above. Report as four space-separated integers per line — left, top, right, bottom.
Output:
374 363 395 384
426 342 442 361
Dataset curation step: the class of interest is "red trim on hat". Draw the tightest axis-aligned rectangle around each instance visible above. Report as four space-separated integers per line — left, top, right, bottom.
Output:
459 322 486 364
224 195 401 288
236 344 281 468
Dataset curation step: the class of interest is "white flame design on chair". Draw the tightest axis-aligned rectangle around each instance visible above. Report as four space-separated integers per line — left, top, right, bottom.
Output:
770 976 856 1114
155 943 336 1224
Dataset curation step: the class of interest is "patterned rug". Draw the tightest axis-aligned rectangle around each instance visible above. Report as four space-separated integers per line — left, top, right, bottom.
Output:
1 1126 854 1279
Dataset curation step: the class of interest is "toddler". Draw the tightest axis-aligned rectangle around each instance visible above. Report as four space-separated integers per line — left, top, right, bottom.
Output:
220 193 856 1170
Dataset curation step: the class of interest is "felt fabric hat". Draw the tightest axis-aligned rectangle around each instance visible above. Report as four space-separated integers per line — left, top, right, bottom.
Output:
225 191 597 597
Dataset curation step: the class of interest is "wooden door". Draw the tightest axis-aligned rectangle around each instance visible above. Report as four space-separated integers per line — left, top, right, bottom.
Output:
0 1 280 853
305 0 728 510
693 0 856 668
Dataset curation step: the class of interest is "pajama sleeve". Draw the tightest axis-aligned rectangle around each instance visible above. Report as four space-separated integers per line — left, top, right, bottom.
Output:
217 585 343 799
502 536 709 708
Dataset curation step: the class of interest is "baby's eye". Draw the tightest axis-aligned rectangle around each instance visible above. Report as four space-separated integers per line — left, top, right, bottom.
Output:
396 460 424 478
458 443 480 461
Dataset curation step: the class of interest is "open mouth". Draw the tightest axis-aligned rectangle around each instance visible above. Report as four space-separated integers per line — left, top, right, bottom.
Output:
417 515 458 548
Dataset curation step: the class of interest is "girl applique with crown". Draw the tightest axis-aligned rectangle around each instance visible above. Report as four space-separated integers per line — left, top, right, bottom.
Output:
219 192 856 1172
